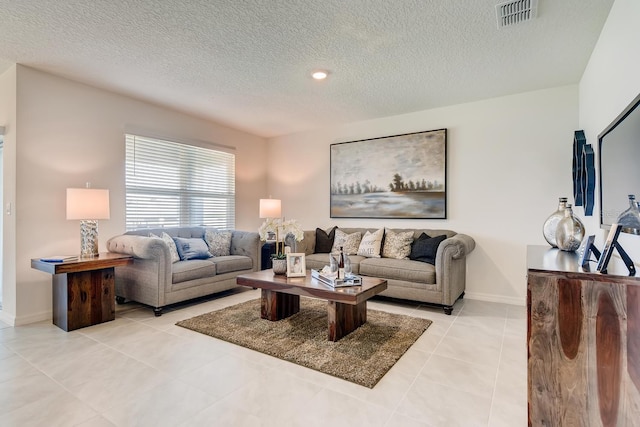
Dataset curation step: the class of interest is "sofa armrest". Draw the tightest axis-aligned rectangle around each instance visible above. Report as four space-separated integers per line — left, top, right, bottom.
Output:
107 234 171 263
230 231 260 271
439 233 476 260
106 234 173 307
435 233 476 306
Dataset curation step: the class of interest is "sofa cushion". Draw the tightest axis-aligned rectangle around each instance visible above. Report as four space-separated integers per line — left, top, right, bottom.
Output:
382 229 414 259
315 227 336 253
204 229 232 256
305 253 331 270
172 260 216 284
174 237 212 260
332 229 362 255
357 228 384 258
360 258 436 284
213 255 253 274
410 234 447 265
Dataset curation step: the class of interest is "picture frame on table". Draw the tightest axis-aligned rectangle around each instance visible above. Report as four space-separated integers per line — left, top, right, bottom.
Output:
596 223 622 273
579 235 600 269
286 253 306 277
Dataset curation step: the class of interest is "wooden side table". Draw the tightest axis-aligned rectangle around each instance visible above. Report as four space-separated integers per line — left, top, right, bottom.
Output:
31 253 133 331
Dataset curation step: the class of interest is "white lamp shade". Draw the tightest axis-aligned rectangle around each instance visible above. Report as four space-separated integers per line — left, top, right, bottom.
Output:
259 198 281 218
66 188 110 220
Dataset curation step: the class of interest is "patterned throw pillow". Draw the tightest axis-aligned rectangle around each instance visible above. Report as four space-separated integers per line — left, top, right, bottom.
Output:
149 232 180 263
204 229 232 256
331 229 362 255
381 229 415 259
173 237 212 261
357 228 384 258
409 233 447 265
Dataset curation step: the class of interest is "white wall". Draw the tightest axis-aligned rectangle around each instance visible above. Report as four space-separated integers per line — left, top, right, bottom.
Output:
268 86 579 305
4 65 267 325
0 65 17 321
579 0 640 257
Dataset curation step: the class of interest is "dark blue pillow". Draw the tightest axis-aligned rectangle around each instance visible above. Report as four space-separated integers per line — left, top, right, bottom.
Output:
173 237 212 260
409 233 447 264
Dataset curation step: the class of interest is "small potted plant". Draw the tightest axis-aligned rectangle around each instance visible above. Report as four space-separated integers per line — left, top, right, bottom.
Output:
258 218 304 274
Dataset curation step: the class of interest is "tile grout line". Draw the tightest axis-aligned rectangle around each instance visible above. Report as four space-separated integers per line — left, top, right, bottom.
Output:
486 313 510 426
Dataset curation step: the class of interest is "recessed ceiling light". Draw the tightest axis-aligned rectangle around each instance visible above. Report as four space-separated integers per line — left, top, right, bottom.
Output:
312 70 329 80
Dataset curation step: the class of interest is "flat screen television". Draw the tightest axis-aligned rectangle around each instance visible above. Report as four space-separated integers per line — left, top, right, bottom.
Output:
598 92 640 230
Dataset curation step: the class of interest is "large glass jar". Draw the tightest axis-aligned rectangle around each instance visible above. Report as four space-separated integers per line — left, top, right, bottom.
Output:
556 204 585 252
616 194 640 235
543 197 568 247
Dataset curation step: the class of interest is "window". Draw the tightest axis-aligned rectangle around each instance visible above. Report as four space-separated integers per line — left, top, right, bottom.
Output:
125 134 235 230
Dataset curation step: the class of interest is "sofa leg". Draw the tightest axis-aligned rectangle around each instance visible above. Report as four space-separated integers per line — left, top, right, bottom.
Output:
115 296 126 304
153 307 163 317
443 306 453 315
459 292 465 300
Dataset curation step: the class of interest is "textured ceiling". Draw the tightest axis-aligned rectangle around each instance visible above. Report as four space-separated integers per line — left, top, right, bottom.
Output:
0 0 614 138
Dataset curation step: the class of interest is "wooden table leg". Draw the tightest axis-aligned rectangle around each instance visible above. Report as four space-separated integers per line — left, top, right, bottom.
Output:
327 300 367 341
52 267 115 332
261 289 300 321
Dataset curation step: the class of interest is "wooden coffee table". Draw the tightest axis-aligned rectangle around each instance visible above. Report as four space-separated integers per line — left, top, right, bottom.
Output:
236 270 387 341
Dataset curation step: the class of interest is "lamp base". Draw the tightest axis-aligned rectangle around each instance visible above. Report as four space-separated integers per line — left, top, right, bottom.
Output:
80 220 99 258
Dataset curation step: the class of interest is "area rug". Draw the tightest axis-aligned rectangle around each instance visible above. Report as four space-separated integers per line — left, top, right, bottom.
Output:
176 297 431 388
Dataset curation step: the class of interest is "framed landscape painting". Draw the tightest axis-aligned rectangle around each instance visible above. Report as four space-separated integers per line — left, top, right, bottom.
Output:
330 129 447 219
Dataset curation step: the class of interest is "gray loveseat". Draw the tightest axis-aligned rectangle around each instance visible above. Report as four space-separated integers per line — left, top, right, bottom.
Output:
107 227 260 316
292 227 475 314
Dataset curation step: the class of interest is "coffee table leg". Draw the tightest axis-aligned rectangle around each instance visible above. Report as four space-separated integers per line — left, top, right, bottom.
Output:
261 289 300 321
327 301 367 341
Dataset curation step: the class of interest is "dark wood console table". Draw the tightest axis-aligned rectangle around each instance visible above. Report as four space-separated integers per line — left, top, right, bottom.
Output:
32 253 133 331
527 245 640 426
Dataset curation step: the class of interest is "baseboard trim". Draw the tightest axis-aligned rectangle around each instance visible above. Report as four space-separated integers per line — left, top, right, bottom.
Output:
12 310 51 326
0 310 16 326
465 292 525 306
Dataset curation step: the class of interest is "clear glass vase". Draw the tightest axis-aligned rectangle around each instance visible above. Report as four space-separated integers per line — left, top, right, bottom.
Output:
616 194 640 235
543 197 568 247
555 204 585 252
344 255 352 277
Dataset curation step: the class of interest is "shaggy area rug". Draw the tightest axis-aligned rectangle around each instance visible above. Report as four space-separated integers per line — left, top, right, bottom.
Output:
176 297 431 388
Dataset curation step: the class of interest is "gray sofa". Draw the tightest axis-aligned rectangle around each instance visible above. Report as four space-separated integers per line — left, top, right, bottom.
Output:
106 227 260 316
292 228 475 314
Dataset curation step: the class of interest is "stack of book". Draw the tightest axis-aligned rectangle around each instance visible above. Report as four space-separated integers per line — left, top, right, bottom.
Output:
39 255 79 263
311 269 362 288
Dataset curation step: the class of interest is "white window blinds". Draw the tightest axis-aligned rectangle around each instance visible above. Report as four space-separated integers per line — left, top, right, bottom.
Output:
125 134 235 230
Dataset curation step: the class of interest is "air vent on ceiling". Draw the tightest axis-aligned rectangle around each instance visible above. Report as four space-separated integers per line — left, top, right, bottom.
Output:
496 0 538 29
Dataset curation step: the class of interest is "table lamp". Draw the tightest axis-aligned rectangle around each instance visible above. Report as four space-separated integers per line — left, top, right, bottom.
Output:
67 186 110 258
259 198 281 219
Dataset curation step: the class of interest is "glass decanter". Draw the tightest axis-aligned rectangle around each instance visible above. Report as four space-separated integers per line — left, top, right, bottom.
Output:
555 204 585 252
543 197 568 247
616 194 640 235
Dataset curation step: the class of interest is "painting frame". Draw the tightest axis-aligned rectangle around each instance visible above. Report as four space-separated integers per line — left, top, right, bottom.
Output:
286 253 306 277
330 129 447 219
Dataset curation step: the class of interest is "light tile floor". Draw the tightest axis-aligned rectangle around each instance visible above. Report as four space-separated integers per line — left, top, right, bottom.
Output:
0 288 527 426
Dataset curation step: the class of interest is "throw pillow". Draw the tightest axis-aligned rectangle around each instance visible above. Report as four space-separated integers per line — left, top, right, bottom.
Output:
204 229 232 257
331 229 362 255
409 233 447 265
357 228 384 258
173 237 212 261
149 232 180 263
315 226 337 253
382 229 415 259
